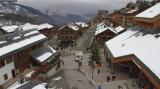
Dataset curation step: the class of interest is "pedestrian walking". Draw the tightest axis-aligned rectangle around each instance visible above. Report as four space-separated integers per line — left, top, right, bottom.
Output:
112 74 116 81
107 76 110 82
61 59 64 65
111 70 116 81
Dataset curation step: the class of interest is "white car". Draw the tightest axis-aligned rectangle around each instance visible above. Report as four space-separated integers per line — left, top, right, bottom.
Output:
75 51 83 62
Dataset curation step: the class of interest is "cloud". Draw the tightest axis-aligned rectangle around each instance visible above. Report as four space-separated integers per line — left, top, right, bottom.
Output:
18 0 137 14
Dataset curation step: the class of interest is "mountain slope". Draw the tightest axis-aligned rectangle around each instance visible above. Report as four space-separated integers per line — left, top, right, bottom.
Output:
0 2 95 26
0 2 56 26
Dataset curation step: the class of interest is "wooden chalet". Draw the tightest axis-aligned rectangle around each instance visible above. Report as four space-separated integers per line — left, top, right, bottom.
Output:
125 9 138 26
0 26 60 87
95 23 125 46
111 11 124 26
57 26 79 48
75 22 89 36
134 3 160 31
105 3 160 89
37 23 57 39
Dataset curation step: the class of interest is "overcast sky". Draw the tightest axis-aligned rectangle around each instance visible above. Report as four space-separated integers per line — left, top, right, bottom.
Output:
18 0 137 15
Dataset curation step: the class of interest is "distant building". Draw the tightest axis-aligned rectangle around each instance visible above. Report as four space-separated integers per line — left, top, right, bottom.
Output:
95 23 125 45
111 11 124 26
111 8 138 27
57 26 79 48
37 23 57 39
134 3 160 31
125 9 138 26
105 3 160 89
69 22 88 36
92 10 111 25
75 22 89 35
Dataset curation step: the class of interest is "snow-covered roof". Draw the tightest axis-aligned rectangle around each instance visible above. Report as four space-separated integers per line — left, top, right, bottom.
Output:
68 23 79 31
1 25 18 33
135 3 160 18
115 26 125 33
31 46 56 63
8 82 29 89
8 81 46 89
105 28 160 79
32 83 47 89
75 22 88 28
21 23 38 31
95 23 117 36
1 23 53 33
1 23 38 33
37 23 53 31
126 9 138 14
0 30 47 58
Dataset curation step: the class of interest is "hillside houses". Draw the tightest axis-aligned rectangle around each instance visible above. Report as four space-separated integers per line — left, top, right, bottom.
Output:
105 3 160 89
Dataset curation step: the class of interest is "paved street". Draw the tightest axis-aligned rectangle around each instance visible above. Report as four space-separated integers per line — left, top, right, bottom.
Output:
49 25 141 89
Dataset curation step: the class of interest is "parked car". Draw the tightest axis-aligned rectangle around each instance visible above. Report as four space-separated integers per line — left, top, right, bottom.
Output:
75 51 84 62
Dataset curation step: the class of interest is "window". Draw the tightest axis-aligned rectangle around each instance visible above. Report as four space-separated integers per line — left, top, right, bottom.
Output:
0 60 5 68
4 74 8 80
6 56 13 64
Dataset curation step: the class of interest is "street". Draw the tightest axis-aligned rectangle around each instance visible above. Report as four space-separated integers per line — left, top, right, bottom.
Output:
49 25 141 89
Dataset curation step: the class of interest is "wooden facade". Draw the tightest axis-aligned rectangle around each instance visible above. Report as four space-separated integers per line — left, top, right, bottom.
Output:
39 27 58 40
111 11 137 27
134 16 160 31
95 29 117 45
13 43 44 73
125 11 138 27
57 26 79 47
111 12 124 26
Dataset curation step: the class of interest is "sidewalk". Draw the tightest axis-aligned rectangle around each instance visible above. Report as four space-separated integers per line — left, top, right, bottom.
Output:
79 48 141 89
